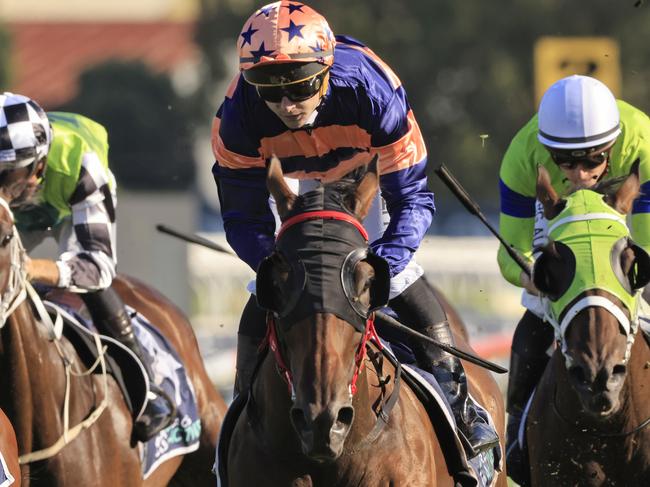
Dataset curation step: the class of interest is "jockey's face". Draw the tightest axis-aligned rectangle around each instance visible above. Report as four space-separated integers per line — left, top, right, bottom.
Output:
264 92 322 129
557 160 608 190
2 157 45 206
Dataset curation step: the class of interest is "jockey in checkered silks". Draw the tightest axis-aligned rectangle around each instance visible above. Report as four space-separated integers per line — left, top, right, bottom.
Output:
211 0 499 457
0 92 173 442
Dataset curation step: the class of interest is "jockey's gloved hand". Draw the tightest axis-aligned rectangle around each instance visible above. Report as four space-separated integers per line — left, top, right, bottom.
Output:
520 270 540 296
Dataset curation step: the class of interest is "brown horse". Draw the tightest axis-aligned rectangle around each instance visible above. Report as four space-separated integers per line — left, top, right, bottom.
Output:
0 409 19 486
226 159 506 486
525 166 650 486
0 197 227 486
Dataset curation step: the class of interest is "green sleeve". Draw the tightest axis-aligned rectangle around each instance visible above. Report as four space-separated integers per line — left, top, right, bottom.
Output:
498 213 535 286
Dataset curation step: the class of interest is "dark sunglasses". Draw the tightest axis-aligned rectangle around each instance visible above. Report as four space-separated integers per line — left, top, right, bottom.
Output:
256 73 325 103
549 145 613 170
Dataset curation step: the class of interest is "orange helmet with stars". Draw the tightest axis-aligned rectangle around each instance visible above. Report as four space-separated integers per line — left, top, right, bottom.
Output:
238 1 336 86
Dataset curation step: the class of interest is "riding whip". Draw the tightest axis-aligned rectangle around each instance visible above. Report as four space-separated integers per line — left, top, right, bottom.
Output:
434 163 532 277
156 224 235 256
374 311 508 374
157 225 508 374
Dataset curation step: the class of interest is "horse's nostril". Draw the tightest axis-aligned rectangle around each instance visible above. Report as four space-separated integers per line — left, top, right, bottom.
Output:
612 364 626 377
336 406 354 426
569 365 589 386
290 407 308 432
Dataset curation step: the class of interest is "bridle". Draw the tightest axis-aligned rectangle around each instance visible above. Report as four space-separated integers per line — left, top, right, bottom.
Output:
0 195 109 464
0 197 27 327
264 210 383 399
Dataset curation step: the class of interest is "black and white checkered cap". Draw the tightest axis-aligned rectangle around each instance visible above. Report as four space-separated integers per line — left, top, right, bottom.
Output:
0 92 51 170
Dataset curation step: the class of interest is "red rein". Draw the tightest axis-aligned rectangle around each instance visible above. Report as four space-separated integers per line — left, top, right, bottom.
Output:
266 209 380 396
265 313 383 396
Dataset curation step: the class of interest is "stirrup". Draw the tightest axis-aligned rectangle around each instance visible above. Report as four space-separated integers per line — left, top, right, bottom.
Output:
133 388 176 442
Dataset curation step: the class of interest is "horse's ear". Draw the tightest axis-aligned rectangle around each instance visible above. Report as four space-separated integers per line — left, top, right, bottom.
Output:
608 159 640 215
352 154 379 221
536 165 565 219
266 155 297 220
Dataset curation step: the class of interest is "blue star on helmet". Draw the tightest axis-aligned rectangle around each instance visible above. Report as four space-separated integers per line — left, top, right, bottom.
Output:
283 3 304 14
250 42 275 61
240 24 258 47
281 20 305 41
255 5 276 17
309 40 323 53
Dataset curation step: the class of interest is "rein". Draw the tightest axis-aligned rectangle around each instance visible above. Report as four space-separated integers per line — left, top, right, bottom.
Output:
0 197 110 464
0 198 27 326
265 312 383 397
262 208 402 447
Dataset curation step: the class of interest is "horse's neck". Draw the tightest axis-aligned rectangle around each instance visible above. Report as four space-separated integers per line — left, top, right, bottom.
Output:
1 302 65 450
619 334 650 429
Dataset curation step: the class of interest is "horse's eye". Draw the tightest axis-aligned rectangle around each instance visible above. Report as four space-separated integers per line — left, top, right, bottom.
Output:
1 232 13 247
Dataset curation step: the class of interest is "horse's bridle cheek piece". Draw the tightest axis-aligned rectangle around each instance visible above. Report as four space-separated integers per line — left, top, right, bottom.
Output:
0 196 28 328
259 209 389 399
265 312 383 399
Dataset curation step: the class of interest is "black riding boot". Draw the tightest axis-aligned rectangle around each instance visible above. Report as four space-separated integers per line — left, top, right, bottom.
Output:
82 287 175 442
414 321 500 457
233 295 267 397
505 310 554 487
234 334 263 397
390 277 499 458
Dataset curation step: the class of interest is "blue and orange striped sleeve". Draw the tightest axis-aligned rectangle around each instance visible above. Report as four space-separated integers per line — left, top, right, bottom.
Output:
212 75 274 271
355 52 434 276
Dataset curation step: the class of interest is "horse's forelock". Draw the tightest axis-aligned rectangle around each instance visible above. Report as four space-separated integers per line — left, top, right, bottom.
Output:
285 181 358 220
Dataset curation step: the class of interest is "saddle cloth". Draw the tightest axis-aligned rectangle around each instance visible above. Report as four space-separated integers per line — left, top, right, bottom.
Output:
385 341 501 487
215 341 501 487
43 300 202 479
0 452 14 487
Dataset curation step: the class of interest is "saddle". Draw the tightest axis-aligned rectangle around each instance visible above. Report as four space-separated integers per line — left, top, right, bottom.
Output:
43 289 148 418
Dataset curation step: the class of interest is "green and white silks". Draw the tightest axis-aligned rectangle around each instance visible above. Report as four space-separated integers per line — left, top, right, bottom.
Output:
540 189 640 364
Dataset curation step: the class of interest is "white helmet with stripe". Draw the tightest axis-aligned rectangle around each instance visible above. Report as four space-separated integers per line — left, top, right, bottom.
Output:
538 75 620 150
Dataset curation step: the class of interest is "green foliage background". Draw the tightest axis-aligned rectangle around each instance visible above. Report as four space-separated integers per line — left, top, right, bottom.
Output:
0 24 12 89
57 61 196 190
194 0 650 226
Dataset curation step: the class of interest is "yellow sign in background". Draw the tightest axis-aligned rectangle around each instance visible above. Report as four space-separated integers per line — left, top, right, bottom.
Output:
534 37 621 106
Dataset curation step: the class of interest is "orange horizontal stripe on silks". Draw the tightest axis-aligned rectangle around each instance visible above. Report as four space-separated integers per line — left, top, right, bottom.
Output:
211 117 265 169
259 124 373 160
372 110 427 174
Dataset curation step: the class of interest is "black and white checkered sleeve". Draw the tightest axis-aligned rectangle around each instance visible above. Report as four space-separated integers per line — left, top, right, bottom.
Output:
56 151 118 291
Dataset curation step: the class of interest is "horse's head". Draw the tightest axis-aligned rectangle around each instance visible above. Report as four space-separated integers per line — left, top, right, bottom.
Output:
533 164 650 416
255 156 389 461
0 196 17 301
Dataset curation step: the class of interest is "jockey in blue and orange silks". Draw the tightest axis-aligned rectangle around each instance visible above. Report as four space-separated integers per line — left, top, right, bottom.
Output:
211 0 498 456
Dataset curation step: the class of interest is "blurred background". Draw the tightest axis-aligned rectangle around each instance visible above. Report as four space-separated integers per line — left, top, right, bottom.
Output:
2 0 649 400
